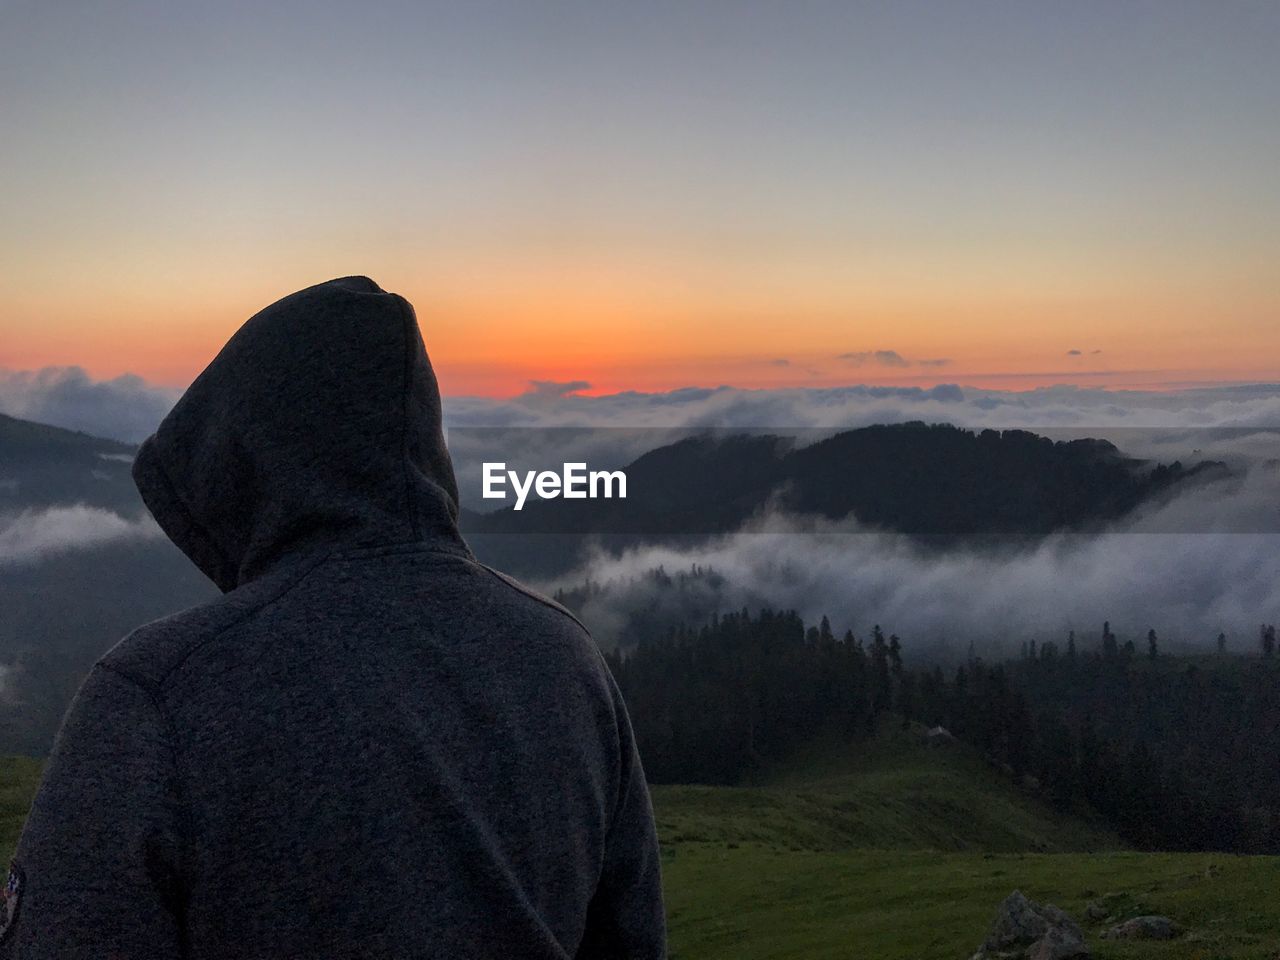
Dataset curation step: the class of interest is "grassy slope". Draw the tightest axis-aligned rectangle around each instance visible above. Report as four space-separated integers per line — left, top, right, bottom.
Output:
662 848 1280 960
653 723 1118 855
654 726 1280 959
4 732 1279 958
0 756 41 861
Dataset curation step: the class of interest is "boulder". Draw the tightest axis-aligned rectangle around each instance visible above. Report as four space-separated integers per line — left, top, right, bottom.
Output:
972 890 1090 959
1102 915 1180 940
1030 924 1091 960
925 725 956 744
1083 892 1127 923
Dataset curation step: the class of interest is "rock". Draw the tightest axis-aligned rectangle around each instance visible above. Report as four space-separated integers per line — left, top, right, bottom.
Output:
985 890 1050 947
1102 915 1180 940
973 890 1091 959
925 724 956 744
1084 891 1133 924
1030 924 1090 960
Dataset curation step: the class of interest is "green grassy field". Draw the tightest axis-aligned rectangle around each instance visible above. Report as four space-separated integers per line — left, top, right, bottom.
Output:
653 727 1280 959
653 724 1119 855
0 755 41 861
661 847 1280 960
4 733 1279 958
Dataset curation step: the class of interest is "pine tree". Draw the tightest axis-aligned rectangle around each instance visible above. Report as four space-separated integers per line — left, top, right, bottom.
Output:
888 635 903 676
1102 621 1118 658
1217 631 1227 654
870 625 891 713
1147 628 1159 660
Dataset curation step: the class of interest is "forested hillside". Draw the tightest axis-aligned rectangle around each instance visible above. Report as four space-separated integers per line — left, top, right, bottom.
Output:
604 604 1280 853
465 422 1227 578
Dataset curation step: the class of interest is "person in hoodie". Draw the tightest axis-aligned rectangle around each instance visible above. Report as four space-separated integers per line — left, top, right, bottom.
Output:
2 277 666 959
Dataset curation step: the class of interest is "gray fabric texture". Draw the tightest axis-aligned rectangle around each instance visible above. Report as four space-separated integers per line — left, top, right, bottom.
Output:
5 276 666 959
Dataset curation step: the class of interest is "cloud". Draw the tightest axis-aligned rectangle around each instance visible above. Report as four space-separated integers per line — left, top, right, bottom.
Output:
838 350 911 368
509 408 1280 654
541 467 1280 654
1067 349 1083 356
0 506 161 567
443 382 1280 533
928 384 964 402
766 358 791 367
835 351 950 369
0 366 178 442
520 380 592 400
445 382 1280 434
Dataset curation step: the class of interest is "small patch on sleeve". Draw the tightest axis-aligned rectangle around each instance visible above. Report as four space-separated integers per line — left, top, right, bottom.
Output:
0 861 23 942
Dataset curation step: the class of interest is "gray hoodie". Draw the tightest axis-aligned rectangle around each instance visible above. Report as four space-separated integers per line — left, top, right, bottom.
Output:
3 277 666 959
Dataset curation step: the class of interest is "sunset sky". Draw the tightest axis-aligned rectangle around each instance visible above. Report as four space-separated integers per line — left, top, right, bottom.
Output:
2 1 1277 396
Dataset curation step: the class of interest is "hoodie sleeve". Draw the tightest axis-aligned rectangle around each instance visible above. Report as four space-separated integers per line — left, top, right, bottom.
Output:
3 665 187 959
576 678 667 960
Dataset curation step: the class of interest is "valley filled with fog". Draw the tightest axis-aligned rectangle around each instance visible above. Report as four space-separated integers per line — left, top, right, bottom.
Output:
2 367 1278 751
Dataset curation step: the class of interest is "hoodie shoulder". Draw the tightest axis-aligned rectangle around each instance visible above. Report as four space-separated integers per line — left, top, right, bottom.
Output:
475 562 592 635
97 554 327 693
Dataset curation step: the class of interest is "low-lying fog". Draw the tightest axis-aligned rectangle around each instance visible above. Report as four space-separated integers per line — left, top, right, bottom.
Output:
3 369 1278 655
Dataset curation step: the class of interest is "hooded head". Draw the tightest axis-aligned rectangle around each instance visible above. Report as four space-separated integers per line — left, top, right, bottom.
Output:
133 276 468 593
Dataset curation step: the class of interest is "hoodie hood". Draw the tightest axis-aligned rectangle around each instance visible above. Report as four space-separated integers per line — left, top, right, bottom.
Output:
133 276 468 592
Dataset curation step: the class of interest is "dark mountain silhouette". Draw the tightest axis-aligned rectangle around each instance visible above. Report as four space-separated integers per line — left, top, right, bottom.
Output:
0 413 1229 751
0 412 140 514
783 424 1216 535
0 414 216 752
462 423 1228 576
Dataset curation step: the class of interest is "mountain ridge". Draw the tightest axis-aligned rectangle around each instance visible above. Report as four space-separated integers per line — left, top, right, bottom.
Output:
463 421 1229 577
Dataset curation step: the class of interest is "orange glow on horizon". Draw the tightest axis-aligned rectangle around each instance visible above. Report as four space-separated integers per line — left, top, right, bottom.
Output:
5 3 1279 406
2 272 1276 397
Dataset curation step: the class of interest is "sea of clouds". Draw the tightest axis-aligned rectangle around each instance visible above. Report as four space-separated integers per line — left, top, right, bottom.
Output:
2 367 1277 652
0 366 180 443
547 515 1280 658
6 364 1280 443
0 506 161 568
450 381 1280 651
